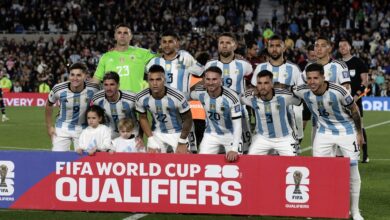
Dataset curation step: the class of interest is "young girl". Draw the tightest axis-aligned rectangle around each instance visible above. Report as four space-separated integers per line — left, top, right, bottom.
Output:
76 105 112 155
112 118 145 153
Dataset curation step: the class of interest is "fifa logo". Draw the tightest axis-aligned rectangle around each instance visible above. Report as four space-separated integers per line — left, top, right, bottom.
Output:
285 166 309 203
0 161 15 196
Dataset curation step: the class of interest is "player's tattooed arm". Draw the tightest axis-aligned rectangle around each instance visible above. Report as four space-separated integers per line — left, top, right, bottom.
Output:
179 110 193 140
348 102 363 146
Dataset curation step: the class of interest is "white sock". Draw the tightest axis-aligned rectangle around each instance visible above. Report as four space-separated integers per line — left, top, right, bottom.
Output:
350 161 361 215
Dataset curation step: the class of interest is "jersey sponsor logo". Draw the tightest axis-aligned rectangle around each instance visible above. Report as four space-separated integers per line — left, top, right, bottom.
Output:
285 166 310 206
342 71 349 78
0 161 15 200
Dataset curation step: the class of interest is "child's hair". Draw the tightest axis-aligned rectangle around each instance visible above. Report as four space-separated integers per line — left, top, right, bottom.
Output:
118 118 135 131
85 105 106 124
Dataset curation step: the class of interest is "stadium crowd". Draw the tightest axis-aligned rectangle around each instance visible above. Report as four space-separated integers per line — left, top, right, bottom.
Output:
0 0 389 96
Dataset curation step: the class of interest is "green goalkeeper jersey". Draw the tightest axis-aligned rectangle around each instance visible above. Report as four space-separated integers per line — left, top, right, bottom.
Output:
94 46 158 93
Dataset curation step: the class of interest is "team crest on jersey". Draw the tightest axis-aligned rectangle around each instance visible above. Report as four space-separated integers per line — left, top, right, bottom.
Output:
156 106 163 113
74 97 80 105
223 69 229 75
129 55 135 60
265 104 271 113
165 64 171 70
273 72 279 79
111 108 117 115
210 104 216 110
342 71 350 78
317 101 324 107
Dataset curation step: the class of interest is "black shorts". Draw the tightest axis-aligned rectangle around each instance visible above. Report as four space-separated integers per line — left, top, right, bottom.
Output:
302 101 312 121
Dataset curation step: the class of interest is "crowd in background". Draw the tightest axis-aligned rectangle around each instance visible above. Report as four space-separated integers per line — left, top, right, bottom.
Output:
0 0 389 96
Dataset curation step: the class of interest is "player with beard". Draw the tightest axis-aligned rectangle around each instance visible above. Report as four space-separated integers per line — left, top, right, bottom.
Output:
294 63 364 220
250 35 303 152
243 70 301 155
190 66 242 162
146 31 204 153
338 37 369 163
205 32 253 153
136 65 193 154
92 71 140 139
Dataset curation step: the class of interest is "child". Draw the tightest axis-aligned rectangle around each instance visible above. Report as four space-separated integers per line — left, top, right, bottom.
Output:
112 118 145 153
76 105 112 155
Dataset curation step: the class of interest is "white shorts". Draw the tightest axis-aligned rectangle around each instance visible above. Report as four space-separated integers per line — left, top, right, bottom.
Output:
313 133 360 160
150 132 188 153
52 126 83 152
199 133 238 154
248 134 296 156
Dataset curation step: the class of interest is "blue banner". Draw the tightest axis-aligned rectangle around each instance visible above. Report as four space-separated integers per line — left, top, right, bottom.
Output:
362 97 390 111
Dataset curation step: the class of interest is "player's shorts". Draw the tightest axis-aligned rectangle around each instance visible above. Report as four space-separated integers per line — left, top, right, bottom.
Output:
248 134 296 156
150 132 188 153
199 133 239 154
52 126 83 151
313 133 360 161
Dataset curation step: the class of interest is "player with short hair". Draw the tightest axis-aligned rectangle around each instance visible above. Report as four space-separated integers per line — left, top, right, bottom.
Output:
190 66 242 162
146 30 204 152
338 37 369 163
45 62 99 151
91 23 158 93
250 35 303 150
293 63 364 220
92 71 139 139
136 64 193 154
205 32 253 153
300 36 352 147
242 70 301 155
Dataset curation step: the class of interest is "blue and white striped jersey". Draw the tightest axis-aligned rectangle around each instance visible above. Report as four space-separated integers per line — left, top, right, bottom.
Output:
146 53 204 96
293 82 356 135
92 90 138 138
48 81 99 130
135 87 190 134
205 57 252 95
190 86 242 135
241 89 301 138
251 61 301 87
299 60 350 85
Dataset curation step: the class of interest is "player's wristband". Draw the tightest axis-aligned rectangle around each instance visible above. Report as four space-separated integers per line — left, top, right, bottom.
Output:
178 138 188 144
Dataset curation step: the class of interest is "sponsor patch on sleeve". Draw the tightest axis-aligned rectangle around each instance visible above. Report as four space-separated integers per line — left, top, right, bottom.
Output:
345 96 353 105
182 101 189 109
234 105 241 113
342 71 350 78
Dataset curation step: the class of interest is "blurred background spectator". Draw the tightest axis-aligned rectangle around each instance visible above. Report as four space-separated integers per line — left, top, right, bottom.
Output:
0 0 388 95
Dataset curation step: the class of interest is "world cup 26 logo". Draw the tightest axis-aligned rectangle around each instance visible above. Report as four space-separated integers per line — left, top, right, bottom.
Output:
285 166 309 203
0 161 15 196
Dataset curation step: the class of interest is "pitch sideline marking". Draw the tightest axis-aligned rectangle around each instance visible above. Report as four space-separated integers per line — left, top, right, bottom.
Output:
122 213 148 220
